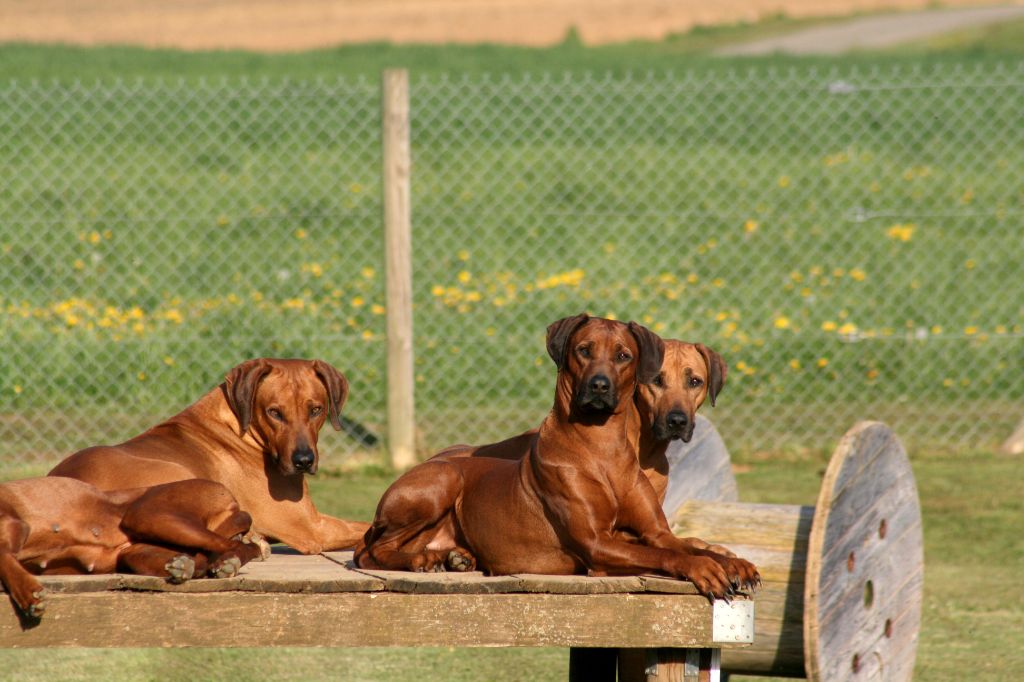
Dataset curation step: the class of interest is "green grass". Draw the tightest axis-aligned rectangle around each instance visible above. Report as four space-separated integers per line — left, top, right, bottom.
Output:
2 51 1021 466
2 448 1021 680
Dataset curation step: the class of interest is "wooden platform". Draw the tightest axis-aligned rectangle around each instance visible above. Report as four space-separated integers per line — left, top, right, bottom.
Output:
1 548 754 658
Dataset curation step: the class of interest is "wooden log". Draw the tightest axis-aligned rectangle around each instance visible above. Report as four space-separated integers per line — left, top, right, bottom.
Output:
382 67 416 470
672 501 811 677
666 421 923 681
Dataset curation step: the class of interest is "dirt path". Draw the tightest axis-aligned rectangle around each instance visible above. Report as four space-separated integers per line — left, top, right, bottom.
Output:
717 4 1024 54
0 0 1010 51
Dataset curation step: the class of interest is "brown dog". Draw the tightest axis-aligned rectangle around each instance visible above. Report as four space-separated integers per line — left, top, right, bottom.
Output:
631 340 727 502
0 477 265 619
49 358 369 554
356 315 758 598
433 339 727 506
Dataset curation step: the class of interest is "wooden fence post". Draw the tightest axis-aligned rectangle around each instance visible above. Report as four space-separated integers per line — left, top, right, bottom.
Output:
382 68 416 470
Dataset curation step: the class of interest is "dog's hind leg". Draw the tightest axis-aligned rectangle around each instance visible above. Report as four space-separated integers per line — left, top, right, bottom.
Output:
356 461 468 572
120 481 265 576
116 543 199 583
0 514 47 617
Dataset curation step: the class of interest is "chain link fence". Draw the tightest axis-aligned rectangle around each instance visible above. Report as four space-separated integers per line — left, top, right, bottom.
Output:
2 63 1022 476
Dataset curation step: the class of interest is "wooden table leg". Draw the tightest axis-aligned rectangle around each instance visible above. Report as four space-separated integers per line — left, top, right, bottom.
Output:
619 647 721 682
568 647 618 682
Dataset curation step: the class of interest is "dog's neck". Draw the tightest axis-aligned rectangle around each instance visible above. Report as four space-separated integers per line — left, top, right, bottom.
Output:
630 407 669 471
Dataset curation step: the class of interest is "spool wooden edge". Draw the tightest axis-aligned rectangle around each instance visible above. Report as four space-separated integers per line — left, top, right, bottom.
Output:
803 421 923 681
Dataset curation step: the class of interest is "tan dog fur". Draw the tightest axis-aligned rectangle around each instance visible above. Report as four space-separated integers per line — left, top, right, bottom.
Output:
0 477 264 618
49 358 368 554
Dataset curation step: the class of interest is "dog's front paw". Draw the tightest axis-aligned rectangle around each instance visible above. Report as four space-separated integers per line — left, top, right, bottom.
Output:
711 554 760 592
165 554 196 584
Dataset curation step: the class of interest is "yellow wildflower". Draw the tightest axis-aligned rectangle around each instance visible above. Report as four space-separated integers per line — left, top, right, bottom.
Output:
457 271 472 284
821 321 837 332
817 358 829 368
774 316 791 330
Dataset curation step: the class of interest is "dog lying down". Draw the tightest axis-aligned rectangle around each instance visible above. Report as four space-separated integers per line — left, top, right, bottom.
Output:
0 477 268 619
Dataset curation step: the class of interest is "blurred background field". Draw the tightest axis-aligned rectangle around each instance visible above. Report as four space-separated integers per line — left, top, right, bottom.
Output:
2 41 1022 471
1 4 1023 680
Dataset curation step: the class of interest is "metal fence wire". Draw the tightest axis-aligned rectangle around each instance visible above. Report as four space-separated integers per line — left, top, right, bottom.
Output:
1 63 1022 476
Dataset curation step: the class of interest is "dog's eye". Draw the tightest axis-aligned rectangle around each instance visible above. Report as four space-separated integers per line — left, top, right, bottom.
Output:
267 408 285 421
616 351 632 362
577 346 591 358
309 406 323 417
652 374 664 387
689 377 704 388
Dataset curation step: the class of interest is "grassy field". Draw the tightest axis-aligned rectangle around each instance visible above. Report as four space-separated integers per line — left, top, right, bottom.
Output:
1 447 1021 680
2 44 1022 466
0 23 1021 678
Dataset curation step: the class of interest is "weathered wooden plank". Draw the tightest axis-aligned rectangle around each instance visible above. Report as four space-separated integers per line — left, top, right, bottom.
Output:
0 591 744 649
513 574 646 594
352 568 525 594
20 550 385 596
637 576 700 595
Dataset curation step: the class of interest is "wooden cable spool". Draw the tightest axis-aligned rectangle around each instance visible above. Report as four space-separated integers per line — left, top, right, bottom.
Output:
661 419 924 680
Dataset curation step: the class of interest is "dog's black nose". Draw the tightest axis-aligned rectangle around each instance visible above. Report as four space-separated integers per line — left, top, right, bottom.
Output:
292 448 315 472
589 375 611 395
666 411 689 430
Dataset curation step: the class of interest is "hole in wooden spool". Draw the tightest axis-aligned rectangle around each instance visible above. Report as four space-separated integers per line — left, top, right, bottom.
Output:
864 580 874 608
884 618 893 638
847 551 855 572
879 518 888 539
852 653 861 673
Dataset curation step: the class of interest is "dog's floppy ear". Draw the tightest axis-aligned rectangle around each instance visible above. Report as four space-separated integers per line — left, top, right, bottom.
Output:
628 322 666 384
695 343 727 407
223 358 274 435
546 313 590 369
312 359 349 431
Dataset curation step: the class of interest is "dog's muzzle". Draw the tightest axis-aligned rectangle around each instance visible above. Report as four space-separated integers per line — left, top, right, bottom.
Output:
576 374 618 412
656 410 695 442
291 447 316 473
